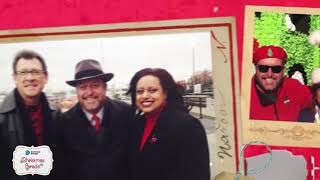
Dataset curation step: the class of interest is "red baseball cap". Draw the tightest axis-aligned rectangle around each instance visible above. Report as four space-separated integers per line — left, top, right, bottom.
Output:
252 45 287 64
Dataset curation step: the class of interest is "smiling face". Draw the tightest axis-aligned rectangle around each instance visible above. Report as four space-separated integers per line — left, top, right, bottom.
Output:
76 78 106 114
255 58 285 93
135 75 167 114
13 58 48 101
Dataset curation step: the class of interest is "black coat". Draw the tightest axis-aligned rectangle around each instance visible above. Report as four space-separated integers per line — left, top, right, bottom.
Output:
0 89 61 180
59 97 131 180
128 105 210 180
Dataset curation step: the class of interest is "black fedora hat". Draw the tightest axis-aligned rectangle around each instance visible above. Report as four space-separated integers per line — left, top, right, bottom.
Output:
66 59 114 87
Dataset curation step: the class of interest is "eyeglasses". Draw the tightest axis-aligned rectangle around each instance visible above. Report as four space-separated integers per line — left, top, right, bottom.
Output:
257 65 283 73
16 70 45 77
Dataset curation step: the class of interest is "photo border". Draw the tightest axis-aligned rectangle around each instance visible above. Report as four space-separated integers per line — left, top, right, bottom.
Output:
0 17 240 174
242 5 320 148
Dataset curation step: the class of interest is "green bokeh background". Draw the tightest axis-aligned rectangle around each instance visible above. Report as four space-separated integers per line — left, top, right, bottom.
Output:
254 12 320 84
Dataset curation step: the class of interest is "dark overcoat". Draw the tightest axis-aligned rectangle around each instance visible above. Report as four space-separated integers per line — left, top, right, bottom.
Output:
60 97 131 180
128 105 210 180
0 89 61 180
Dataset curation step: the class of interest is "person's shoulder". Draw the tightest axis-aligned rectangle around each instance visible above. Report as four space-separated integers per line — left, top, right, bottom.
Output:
184 113 204 128
106 98 134 118
284 77 305 86
62 103 80 118
298 107 315 123
299 107 312 115
171 110 204 128
106 98 130 110
0 91 17 126
169 110 207 140
284 77 300 84
108 98 130 108
0 108 5 124
50 109 62 120
284 77 310 90
0 90 16 114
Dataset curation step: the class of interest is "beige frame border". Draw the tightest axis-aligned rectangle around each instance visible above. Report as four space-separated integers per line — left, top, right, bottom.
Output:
0 17 240 175
242 5 320 148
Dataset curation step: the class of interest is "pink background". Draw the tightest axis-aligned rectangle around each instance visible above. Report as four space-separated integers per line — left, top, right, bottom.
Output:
1 0 320 179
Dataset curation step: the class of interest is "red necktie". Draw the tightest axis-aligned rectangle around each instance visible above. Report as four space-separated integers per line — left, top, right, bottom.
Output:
92 114 101 132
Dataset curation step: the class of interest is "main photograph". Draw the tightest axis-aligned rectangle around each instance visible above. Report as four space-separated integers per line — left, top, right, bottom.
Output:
0 31 216 180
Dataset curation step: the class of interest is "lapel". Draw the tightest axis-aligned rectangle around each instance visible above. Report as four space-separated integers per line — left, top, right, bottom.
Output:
139 106 172 152
99 99 113 146
71 104 111 150
75 103 94 130
133 111 147 152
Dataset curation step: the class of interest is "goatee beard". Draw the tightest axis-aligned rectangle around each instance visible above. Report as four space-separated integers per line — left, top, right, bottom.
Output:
255 77 283 94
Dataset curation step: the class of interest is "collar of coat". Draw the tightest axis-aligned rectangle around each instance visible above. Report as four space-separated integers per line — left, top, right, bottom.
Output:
0 88 54 113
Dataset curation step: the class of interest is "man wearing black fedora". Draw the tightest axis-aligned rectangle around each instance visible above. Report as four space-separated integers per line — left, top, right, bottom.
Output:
59 59 131 180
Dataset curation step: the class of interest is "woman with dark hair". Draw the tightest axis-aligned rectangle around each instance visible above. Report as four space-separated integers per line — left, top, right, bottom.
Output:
298 68 320 123
126 68 210 180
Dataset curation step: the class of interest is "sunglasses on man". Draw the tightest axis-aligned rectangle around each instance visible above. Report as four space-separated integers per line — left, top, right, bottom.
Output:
257 65 283 73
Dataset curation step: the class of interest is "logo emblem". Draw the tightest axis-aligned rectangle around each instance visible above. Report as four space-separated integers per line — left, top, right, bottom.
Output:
12 145 53 176
267 48 273 57
284 96 290 104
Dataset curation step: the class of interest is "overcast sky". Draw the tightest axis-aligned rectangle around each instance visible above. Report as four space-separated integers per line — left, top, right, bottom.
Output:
0 31 212 92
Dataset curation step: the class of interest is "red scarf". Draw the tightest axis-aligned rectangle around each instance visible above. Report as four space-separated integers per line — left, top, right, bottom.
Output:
25 104 44 145
139 103 166 151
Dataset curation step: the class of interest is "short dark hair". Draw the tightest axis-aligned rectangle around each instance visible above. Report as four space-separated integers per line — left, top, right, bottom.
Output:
127 68 187 112
13 50 47 74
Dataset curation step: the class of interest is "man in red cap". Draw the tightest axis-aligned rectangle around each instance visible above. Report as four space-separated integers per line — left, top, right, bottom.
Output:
250 45 312 121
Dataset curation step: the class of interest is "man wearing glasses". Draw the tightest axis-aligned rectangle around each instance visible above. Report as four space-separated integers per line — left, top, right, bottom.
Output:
250 45 312 121
0 50 61 179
